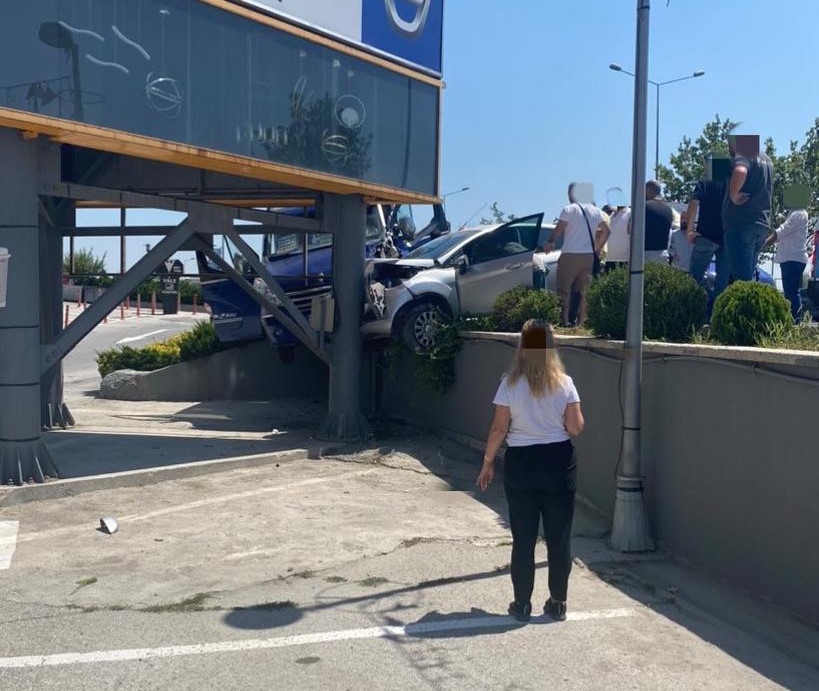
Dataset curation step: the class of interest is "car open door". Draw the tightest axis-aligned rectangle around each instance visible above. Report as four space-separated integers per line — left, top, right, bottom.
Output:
456 213 543 315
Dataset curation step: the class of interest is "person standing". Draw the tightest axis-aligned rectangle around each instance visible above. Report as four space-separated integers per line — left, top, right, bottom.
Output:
722 136 774 281
687 159 731 304
546 184 610 326
476 320 585 622
644 180 673 264
668 214 693 271
605 205 631 271
766 207 809 321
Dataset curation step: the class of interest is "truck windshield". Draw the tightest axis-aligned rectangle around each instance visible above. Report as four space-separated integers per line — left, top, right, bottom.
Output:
266 206 383 259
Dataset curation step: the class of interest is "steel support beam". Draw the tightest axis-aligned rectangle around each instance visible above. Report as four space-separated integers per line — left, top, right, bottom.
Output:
40 182 323 233
0 130 59 484
221 224 320 345
190 237 330 365
42 220 195 373
318 195 369 442
60 224 314 237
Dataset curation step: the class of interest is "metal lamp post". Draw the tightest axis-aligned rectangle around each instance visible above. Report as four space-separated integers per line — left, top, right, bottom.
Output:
609 0 654 553
609 63 705 178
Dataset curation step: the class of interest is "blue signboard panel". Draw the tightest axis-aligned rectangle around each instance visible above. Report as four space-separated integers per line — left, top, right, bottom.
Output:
238 0 443 75
362 0 443 75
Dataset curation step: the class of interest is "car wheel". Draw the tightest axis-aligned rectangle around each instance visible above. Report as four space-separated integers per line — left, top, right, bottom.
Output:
400 302 447 351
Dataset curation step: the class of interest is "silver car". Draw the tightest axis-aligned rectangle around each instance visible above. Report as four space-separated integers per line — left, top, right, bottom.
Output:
363 214 560 349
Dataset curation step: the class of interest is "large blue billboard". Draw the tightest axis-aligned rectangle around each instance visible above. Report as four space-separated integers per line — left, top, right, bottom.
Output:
238 0 444 75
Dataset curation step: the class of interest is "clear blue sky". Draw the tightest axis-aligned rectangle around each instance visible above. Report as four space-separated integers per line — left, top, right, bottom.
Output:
75 0 819 271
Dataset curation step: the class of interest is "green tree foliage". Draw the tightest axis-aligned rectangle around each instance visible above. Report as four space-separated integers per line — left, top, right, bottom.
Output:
656 115 738 202
479 202 516 225
63 248 111 287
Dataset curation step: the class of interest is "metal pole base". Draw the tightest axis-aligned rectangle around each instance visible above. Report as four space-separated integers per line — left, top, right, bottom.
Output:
43 401 75 430
609 476 655 552
316 412 370 443
1 440 60 486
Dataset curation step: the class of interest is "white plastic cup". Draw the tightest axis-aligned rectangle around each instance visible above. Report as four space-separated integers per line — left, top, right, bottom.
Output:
0 247 9 309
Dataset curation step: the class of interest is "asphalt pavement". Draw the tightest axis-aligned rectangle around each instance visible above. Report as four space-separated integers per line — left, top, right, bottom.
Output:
0 304 816 690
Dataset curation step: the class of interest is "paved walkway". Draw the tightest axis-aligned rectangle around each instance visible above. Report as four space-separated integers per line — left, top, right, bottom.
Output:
1 397 817 690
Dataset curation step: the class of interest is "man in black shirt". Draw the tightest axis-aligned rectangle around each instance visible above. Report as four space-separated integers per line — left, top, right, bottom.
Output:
687 155 731 300
644 180 673 263
721 135 774 281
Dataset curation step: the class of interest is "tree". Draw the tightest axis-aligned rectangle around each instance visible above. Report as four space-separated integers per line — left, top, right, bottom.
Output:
657 115 738 202
479 202 516 225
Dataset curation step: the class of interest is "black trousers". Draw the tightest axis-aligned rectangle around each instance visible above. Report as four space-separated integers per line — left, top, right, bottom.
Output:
504 441 576 604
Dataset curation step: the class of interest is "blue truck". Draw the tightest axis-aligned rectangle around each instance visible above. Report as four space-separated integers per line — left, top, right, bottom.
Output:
198 203 449 357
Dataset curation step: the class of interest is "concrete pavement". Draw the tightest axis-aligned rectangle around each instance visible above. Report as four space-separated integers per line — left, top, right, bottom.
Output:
1 415 818 690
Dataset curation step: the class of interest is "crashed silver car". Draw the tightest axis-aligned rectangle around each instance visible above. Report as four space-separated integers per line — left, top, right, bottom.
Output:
363 214 559 349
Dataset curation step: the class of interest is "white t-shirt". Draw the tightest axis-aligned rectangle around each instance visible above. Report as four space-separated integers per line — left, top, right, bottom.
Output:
493 373 580 446
774 210 809 264
607 208 631 262
559 203 605 254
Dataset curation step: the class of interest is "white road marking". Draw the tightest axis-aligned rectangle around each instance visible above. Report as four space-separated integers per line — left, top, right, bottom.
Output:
14 469 374 545
0 521 19 570
115 329 168 345
0 608 638 669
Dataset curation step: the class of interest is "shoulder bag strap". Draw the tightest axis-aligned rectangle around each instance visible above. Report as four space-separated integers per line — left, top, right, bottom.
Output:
576 203 598 257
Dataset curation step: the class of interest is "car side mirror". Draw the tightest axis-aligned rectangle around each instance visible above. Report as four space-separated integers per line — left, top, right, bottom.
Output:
456 256 469 275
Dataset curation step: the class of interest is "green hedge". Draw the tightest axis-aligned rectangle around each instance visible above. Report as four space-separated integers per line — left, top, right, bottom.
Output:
711 282 792 346
96 321 223 378
586 264 708 342
489 286 561 332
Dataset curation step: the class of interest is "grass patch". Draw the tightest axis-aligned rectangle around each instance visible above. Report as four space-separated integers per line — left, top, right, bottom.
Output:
358 576 389 588
75 577 98 588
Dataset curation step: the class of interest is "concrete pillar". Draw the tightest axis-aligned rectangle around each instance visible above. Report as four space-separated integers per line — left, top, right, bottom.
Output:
0 129 59 484
318 194 369 442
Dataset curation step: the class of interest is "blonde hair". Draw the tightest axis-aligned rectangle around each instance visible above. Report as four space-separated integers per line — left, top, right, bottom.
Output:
507 319 566 398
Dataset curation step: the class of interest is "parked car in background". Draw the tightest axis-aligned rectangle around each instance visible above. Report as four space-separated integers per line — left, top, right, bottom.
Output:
363 214 556 349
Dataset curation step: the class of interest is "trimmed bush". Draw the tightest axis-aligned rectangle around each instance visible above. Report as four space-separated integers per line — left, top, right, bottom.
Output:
176 321 221 361
489 286 561 332
178 279 203 305
96 321 223 378
586 263 708 342
711 281 792 346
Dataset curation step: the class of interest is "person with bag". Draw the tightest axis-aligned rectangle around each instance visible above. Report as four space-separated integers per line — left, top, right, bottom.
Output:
545 184 610 326
476 319 585 622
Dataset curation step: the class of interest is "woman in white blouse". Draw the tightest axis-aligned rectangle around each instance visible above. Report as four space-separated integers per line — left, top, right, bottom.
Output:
476 320 585 622
767 207 809 321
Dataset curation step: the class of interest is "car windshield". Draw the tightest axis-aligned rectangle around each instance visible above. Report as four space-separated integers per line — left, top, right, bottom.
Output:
406 230 480 259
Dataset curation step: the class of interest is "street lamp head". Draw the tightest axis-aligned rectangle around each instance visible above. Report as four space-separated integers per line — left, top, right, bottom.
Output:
609 63 623 72
693 70 705 77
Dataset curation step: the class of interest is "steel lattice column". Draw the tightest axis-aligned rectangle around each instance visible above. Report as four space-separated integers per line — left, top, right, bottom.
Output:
318 195 369 442
0 129 58 484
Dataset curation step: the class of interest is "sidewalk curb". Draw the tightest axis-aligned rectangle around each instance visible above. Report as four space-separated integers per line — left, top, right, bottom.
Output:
0 448 308 507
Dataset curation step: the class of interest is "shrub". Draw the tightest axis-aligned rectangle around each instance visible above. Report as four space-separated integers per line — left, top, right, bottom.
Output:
64 248 111 287
489 286 561 332
176 321 221 361
586 264 708 342
711 281 792 346
95 322 222 378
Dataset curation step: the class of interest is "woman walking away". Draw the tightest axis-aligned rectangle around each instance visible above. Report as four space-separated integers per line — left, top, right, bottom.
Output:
766 206 809 322
476 320 585 623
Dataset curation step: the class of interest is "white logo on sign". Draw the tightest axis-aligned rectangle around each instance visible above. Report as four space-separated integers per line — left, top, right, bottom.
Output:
384 0 432 38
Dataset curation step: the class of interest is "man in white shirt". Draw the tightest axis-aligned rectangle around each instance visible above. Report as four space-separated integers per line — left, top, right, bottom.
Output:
766 207 809 321
606 205 631 270
546 184 610 326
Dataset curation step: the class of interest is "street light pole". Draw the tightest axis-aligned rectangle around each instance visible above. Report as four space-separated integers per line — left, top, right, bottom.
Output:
609 64 704 179
609 0 654 553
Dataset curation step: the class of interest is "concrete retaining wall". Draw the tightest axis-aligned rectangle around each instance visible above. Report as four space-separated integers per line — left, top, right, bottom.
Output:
381 333 819 623
101 340 328 402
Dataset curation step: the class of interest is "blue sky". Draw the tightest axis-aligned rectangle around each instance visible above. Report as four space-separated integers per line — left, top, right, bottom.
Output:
75 0 819 271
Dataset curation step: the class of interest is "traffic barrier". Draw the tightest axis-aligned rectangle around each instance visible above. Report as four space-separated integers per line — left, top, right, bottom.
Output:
76 286 82 307
64 304 69 328
151 291 157 315
192 295 197 315
136 294 141 317
177 291 181 314
120 302 125 320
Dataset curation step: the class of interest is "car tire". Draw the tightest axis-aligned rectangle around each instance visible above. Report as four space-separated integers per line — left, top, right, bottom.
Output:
400 301 448 351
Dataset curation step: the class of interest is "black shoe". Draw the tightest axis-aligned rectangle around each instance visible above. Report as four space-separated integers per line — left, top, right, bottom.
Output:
507 601 532 622
544 598 567 621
